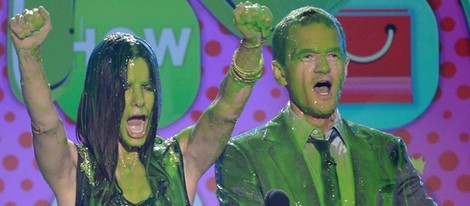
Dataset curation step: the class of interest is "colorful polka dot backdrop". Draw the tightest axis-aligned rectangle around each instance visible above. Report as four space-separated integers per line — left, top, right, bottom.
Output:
1 0 469 205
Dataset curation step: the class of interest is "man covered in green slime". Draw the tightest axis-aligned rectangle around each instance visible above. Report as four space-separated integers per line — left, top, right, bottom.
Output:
215 6 437 206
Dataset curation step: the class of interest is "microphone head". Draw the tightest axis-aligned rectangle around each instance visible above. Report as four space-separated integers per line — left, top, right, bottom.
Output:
265 189 290 206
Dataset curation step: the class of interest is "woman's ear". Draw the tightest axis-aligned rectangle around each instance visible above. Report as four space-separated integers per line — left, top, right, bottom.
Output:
272 60 287 86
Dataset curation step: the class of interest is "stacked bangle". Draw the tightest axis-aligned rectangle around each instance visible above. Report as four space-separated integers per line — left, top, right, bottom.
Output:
240 39 264 49
228 49 263 86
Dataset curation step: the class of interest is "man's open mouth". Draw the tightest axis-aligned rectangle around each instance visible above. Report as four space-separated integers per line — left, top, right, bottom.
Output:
314 80 332 96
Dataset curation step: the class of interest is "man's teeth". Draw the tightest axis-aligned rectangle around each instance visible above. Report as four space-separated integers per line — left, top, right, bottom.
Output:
314 82 331 96
314 86 329 96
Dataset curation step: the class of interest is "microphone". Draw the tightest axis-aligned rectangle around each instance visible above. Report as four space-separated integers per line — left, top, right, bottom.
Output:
265 189 290 206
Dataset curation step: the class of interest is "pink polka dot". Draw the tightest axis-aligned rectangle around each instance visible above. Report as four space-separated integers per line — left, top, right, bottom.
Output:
0 178 4 192
443 110 452 119
190 110 202 122
35 200 51 206
205 40 222 57
0 88 4 102
270 88 281 98
439 151 458 171
0 43 4 56
455 38 470 56
427 132 439 144
1 19 6 35
440 61 456 78
19 132 33 148
432 86 441 102
394 129 411 145
206 175 216 193
459 132 469 142
4 111 15 122
3 155 19 171
457 85 470 100
428 0 441 10
440 17 455 32
254 110 266 122
206 86 219 101
21 178 33 191
426 175 441 191
442 200 454 206
2 65 7 79
218 23 231 35
5 202 16 206
223 65 230 74
456 175 470 192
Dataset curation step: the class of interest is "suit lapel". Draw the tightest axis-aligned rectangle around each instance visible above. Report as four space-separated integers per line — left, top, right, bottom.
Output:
343 120 392 206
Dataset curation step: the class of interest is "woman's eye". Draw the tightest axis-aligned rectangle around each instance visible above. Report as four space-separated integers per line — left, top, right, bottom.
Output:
143 84 154 91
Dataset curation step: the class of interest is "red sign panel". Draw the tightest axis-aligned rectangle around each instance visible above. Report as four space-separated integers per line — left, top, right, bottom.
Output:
337 9 412 103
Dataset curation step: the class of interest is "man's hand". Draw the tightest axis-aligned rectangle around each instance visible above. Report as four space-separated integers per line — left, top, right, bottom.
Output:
9 6 51 51
233 1 273 48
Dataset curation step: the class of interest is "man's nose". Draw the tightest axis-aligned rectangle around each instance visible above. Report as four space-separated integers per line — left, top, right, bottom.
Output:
314 56 330 74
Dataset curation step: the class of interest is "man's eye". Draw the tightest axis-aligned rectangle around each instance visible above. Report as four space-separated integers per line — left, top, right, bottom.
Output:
327 52 341 59
302 53 316 61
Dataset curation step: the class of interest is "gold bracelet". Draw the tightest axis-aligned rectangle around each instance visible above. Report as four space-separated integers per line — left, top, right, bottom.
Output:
228 49 263 86
240 39 264 49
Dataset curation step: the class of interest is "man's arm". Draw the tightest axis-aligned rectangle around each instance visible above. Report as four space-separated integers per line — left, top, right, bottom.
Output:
393 140 437 206
175 2 273 203
9 7 77 202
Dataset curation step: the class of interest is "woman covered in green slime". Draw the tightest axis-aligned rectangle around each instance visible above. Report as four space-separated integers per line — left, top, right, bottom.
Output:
9 2 272 205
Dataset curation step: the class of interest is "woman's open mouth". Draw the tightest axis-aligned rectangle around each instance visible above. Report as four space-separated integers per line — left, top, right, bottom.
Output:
126 115 147 138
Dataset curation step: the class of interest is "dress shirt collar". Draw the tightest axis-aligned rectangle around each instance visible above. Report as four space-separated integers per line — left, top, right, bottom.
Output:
283 102 347 151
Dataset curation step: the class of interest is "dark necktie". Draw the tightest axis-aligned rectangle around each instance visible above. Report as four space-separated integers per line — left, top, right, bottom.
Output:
307 129 341 206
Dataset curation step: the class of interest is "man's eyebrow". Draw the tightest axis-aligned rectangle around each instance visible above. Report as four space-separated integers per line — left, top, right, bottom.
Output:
295 47 341 54
290 47 338 59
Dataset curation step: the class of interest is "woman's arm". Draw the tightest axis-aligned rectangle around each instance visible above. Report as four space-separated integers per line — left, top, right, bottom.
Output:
9 7 77 203
175 1 273 203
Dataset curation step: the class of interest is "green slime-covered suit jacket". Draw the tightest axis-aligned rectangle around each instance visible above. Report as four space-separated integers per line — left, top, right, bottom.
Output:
215 108 436 206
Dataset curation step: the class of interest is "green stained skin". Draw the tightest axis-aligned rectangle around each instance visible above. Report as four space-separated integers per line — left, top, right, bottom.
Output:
278 23 347 124
29 8 44 30
119 58 155 149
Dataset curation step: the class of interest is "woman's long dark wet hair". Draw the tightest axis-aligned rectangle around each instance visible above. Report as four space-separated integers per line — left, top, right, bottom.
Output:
76 32 161 201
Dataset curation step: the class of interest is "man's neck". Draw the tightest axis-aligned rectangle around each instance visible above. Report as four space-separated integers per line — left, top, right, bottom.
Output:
289 102 336 133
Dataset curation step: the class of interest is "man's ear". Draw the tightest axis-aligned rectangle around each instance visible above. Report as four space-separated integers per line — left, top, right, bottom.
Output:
272 60 287 86
345 57 350 77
